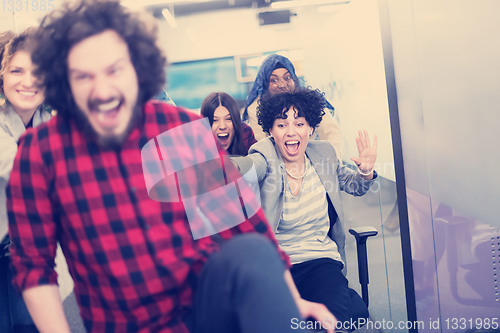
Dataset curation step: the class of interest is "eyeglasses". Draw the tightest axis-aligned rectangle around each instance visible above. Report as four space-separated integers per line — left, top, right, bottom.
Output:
269 75 293 86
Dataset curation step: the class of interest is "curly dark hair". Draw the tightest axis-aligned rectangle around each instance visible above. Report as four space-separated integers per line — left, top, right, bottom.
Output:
32 0 166 117
257 88 326 134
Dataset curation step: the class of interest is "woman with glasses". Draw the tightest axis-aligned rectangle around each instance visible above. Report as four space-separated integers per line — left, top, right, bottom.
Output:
242 54 344 161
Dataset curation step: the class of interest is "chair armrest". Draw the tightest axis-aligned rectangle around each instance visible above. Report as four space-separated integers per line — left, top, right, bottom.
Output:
349 226 378 307
349 226 378 240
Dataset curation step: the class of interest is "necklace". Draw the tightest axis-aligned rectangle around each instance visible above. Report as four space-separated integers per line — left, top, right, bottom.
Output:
285 168 306 180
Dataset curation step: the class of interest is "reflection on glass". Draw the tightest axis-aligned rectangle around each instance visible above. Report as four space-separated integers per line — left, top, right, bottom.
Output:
387 0 500 330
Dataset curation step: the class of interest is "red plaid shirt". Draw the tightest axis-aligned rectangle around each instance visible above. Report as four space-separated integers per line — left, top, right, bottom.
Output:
7 101 288 332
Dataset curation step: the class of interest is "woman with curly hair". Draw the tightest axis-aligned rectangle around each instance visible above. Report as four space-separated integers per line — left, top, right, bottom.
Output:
233 87 378 326
0 27 51 333
201 92 256 155
242 54 344 161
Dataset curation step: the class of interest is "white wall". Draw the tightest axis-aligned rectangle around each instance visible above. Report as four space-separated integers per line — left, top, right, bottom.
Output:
297 1 393 179
0 0 65 32
158 7 299 63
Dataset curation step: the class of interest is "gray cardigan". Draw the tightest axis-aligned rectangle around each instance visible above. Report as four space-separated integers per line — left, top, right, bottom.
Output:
0 104 52 238
232 137 376 268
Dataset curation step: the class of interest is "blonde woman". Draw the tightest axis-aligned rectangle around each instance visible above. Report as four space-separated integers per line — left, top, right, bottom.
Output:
0 28 51 333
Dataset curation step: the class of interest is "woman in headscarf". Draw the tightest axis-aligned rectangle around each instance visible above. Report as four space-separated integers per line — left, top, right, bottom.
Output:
242 54 344 161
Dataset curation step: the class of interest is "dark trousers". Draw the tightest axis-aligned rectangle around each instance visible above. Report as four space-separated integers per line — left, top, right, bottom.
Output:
191 234 306 333
0 254 38 333
291 258 352 323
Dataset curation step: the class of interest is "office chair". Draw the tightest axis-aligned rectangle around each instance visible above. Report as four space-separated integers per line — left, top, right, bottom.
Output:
349 226 378 322
326 193 378 325
304 224 378 333
349 226 379 307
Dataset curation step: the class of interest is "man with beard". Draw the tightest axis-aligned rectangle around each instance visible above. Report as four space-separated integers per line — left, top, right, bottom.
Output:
6 1 336 333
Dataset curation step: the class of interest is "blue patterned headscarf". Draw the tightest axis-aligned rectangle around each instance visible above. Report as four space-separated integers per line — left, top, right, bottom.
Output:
243 54 334 121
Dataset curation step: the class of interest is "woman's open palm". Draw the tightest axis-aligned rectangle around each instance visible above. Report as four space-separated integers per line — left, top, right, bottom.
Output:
350 130 377 173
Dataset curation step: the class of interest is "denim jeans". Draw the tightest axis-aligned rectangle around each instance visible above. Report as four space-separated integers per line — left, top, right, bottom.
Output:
191 234 306 333
0 241 37 332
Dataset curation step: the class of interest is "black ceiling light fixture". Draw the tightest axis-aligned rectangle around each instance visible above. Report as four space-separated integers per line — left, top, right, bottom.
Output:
258 9 296 25
146 0 276 18
270 0 351 9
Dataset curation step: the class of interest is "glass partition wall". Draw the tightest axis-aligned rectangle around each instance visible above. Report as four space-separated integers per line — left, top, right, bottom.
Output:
380 0 500 331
